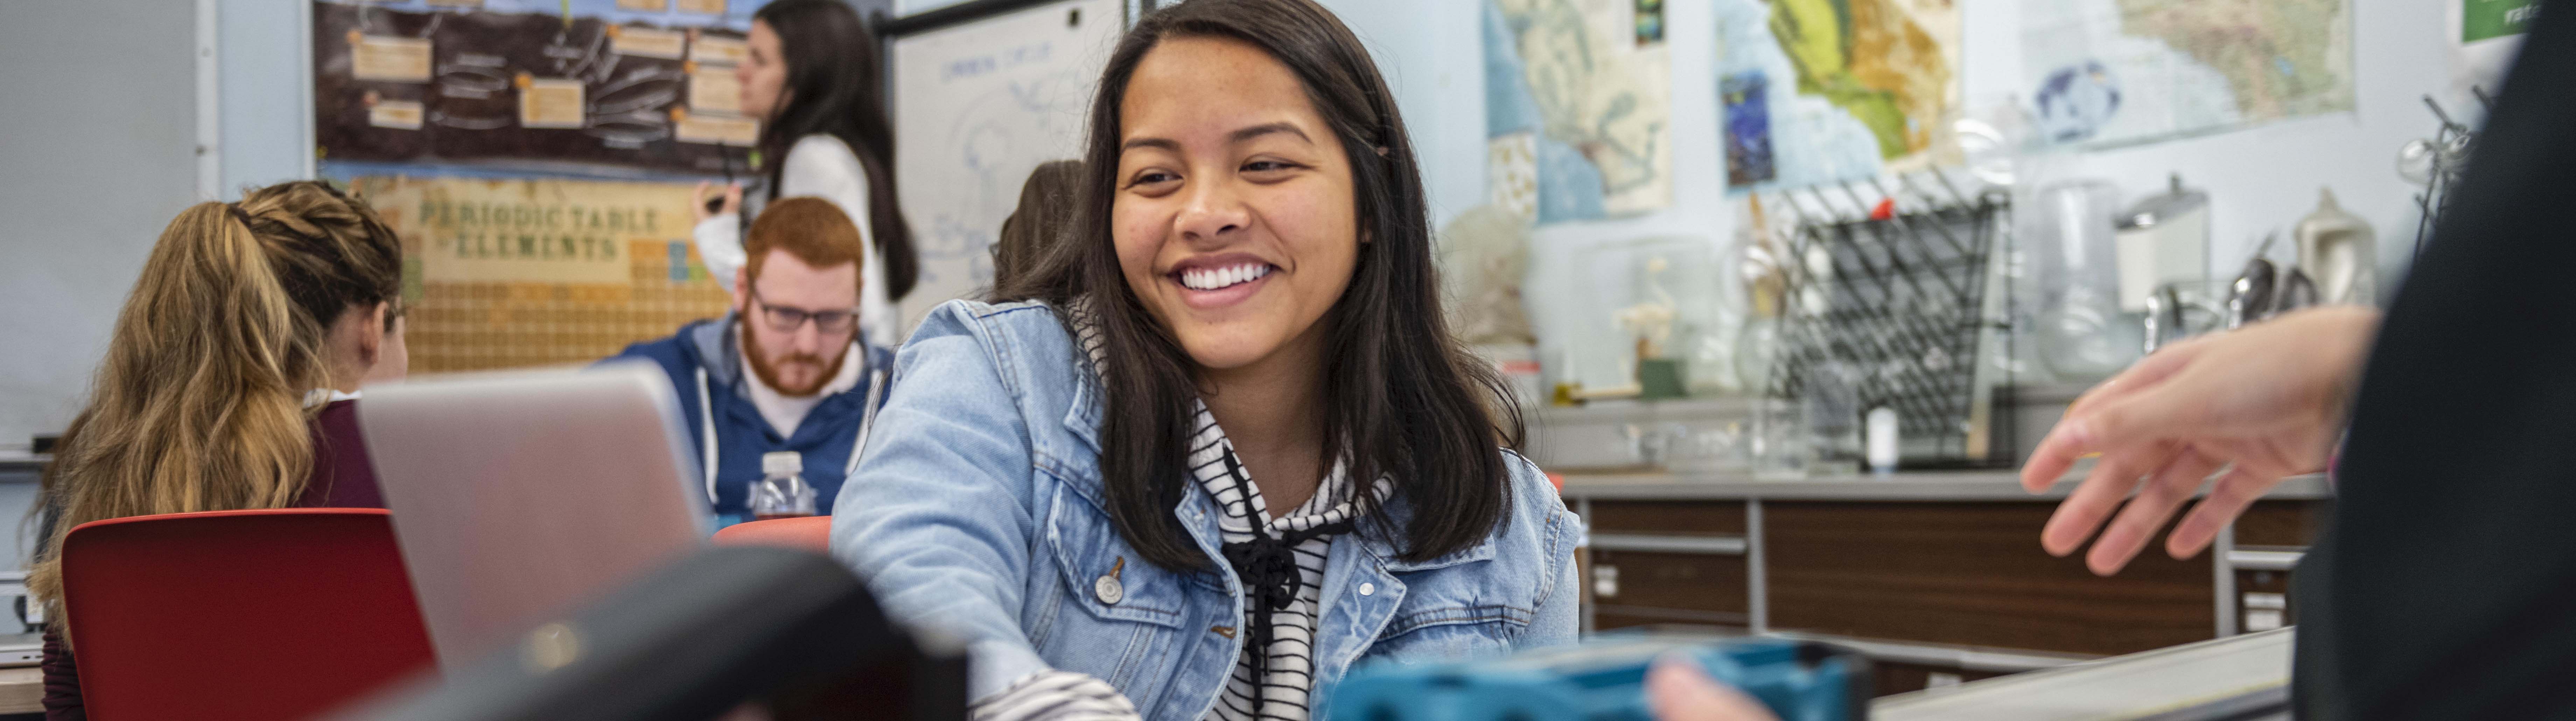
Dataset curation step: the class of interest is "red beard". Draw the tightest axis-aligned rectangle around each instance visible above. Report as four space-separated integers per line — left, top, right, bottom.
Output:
742 323 846 397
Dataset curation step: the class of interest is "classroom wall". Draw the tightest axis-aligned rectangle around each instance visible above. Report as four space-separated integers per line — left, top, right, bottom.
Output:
1321 0 2458 389
1967 0 2453 297
0 0 2484 439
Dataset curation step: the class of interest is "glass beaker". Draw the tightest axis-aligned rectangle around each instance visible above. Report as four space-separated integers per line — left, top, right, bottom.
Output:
2029 180 2143 380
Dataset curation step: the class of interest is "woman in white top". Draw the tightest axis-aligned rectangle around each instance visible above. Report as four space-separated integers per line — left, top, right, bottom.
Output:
694 0 917 349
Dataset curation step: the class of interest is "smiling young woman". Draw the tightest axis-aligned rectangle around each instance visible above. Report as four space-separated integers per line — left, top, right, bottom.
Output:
828 2 1579 721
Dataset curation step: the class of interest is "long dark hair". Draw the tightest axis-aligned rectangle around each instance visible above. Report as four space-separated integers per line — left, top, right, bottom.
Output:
753 0 918 300
995 0 1524 570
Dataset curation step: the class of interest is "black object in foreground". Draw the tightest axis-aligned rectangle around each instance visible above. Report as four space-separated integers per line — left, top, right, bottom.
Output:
324 546 967 721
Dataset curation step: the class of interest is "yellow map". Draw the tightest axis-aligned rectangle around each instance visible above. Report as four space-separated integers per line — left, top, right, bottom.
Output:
1712 0 1959 191
1770 0 1954 161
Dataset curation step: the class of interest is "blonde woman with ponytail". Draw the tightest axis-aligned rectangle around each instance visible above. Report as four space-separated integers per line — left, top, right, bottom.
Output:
30 180 406 721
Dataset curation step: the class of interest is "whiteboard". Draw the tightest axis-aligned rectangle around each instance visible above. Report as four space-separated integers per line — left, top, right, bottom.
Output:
0 1 201 451
890 0 1123 331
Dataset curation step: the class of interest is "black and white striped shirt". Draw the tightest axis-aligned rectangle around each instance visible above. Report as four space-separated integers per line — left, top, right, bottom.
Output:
969 302 1372 721
1194 404 1367 721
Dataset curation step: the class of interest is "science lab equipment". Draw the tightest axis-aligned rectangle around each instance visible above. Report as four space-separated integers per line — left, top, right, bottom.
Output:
1760 170 2017 469
2028 179 2141 380
2224 235 2323 332
2144 280 2230 353
2293 188 2378 305
2115 176 2211 312
1865 406 1900 476
2402 92 2485 257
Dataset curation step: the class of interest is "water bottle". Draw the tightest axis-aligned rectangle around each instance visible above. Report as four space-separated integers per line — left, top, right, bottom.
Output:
749 451 817 521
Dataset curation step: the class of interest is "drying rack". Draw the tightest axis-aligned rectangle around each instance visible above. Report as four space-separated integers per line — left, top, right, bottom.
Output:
1756 169 2017 468
2409 91 2486 258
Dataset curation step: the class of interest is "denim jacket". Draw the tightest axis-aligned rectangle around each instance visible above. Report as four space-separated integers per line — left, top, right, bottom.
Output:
831 300 1582 721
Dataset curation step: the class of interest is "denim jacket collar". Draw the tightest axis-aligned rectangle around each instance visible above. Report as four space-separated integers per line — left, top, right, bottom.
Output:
1057 368 1496 575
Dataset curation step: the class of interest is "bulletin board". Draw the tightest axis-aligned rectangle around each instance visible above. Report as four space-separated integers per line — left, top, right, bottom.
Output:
314 0 766 174
351 175 734 372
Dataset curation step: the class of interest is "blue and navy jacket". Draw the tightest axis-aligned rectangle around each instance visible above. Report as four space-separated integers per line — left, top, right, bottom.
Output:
610 313 895 523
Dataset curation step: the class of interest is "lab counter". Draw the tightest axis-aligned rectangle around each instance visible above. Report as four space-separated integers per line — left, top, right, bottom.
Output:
1557 470 2331 501
1559 470 2328 698
1873 628 2293 721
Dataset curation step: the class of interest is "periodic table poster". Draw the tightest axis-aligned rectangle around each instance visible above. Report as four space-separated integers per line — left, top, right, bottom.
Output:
352 175 734 372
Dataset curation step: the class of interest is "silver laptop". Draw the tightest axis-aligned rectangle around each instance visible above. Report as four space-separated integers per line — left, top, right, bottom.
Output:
359 362 710 669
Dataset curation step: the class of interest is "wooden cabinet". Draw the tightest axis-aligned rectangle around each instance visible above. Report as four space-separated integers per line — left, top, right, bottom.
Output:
1589 501 1747 536
1765 502 2214 657
1562 474 2334 698
1590 549 1749 628
1868 662 2009 699
2225 499 2328 634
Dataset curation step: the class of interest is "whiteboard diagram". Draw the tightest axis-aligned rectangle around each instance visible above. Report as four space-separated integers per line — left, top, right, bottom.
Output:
890 0 1122 332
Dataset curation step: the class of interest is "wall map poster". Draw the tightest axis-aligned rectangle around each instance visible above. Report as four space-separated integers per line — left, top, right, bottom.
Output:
316 0 769 174
352 175 734 372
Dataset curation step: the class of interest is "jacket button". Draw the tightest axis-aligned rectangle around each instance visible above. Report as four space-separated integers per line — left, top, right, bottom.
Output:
1094 574 1124 605
1359 582 1376 596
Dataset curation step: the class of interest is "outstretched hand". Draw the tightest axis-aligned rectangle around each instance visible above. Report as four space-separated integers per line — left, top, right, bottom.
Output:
2021 306 2379 575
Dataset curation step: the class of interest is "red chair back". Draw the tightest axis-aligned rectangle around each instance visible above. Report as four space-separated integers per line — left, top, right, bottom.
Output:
61 508 435 721
711 516 833 553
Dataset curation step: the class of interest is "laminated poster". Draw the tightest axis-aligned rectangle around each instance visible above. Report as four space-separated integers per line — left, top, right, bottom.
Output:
350 175 733 372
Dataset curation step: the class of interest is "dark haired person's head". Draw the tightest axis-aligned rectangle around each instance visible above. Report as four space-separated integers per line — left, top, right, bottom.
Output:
997 0 1521 569
741 0 918 301
990 159 1084 292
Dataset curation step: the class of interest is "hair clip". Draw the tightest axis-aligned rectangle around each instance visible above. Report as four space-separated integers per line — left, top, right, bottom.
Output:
1374 145 1391 157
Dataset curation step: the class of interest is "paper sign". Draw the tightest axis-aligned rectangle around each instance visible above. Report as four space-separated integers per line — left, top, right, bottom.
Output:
370 100 425 130
2464 0 2540 42
691 36 748 65
688 66 742 115
677 0 727 14
676 114 759 145
611 26 688 59
519 78 587 129
617 0 671 10
351 36 433 83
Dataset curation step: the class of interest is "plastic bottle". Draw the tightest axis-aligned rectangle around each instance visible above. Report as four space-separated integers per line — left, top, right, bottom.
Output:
749 451 818 521
1865 406 1900 476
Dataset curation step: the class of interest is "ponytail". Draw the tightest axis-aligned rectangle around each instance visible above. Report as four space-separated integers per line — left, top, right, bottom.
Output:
29 182 403 635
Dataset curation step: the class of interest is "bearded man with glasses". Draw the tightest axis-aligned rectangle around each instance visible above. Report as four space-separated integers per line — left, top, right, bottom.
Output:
610 197 896 527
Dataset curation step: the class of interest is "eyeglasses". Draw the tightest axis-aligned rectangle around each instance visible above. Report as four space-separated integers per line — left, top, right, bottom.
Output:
748 287 859 335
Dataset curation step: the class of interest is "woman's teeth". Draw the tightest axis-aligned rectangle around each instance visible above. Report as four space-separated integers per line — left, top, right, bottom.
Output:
1178 263 1272 291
